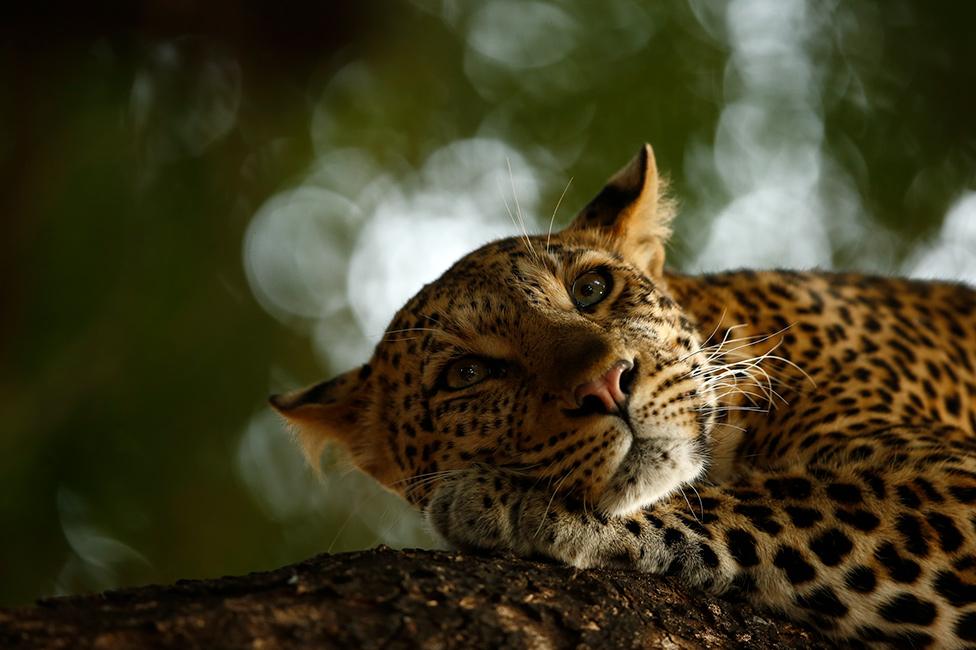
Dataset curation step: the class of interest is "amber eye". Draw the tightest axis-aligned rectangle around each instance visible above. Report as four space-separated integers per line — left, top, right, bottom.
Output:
443 357 491 390
571 270 612 308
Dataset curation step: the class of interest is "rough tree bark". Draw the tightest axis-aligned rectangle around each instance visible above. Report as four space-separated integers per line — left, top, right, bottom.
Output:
0 547 830 649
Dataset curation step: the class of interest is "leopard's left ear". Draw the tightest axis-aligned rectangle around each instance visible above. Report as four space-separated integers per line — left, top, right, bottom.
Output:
268 364 397 487
564 143 674 277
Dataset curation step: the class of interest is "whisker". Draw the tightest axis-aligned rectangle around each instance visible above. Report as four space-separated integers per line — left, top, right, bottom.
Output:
696 326 789 353
699 405 772 415
505 157 540 265
496 173 525 248
712 421 748 433
546 176 573 254
403 477 466 500
380 327 442 343
692 324 752 364
686 324 800 379
681 309 730 362
687 483 705 521
678 485 701 524
535 471 572 540
392 469 468 487
712 387 768 408
758 352 818 389
384 327 441 335
696 324 795 365
496 462 547 475
326 485 372 553
707 374 778 404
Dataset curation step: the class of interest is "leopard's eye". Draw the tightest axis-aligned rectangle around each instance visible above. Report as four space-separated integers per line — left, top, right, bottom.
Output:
571 269 612 308
443 357 491 390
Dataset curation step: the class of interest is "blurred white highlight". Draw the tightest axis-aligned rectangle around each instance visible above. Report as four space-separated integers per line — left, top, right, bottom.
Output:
907 193 976 284
244 187 362 322
55 488 150 596
235 409 434 553
236 410 329 520
692 0 876 271
348 139 539 339
467 1 578 69
450 0 656 104
129 38 241 165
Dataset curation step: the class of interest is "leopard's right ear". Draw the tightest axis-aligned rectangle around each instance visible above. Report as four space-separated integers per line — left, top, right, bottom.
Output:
564 144 674 278
269 364 394 484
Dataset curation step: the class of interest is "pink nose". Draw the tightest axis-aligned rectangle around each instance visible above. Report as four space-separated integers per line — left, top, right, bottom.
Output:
574 359 633 414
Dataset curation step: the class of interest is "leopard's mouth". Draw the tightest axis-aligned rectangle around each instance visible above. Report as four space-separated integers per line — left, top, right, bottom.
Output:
596 371 709 516
562 400 637 435
595 434 707 516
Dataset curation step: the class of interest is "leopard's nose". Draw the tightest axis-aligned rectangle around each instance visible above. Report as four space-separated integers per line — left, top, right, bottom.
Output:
574 359 634 415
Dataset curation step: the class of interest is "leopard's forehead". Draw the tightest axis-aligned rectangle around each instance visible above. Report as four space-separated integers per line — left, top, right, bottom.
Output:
377 233 619 353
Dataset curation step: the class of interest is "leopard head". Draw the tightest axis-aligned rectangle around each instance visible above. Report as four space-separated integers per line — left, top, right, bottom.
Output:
271 145 717 516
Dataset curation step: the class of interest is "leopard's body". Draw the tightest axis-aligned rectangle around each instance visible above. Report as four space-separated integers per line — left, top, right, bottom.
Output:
273 145 976 647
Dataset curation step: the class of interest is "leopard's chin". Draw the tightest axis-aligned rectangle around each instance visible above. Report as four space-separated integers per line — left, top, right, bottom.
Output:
594 434 707 517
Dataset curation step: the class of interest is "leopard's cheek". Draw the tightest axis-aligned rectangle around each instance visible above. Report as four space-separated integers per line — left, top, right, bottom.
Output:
417 388 522 472
572 424 635 503
512 413 635 499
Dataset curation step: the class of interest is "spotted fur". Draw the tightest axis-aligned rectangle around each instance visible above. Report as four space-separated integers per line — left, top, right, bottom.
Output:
273 145 976 647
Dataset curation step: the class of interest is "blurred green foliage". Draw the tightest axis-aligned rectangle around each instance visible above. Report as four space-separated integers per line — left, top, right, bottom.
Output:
0 1 974 606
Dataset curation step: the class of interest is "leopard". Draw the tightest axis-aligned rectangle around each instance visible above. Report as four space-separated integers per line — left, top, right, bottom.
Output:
271 144 976 648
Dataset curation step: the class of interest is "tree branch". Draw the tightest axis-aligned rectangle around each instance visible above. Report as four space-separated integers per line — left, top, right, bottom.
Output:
0 547 829 649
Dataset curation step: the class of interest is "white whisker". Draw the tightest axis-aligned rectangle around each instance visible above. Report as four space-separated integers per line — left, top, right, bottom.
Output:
687 483 705 520
505 156 540 265
679 485 701 524
535 471 572 540
546 176 573 254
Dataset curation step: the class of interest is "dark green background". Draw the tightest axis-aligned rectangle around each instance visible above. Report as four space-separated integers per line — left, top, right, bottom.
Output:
1 1 974 606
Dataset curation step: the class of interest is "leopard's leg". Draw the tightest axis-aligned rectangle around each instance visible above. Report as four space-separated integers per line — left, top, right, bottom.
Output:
427 426 976 647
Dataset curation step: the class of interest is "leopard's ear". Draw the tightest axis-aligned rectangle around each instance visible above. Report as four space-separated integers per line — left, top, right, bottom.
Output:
564 143 674 277
269 364 394 485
